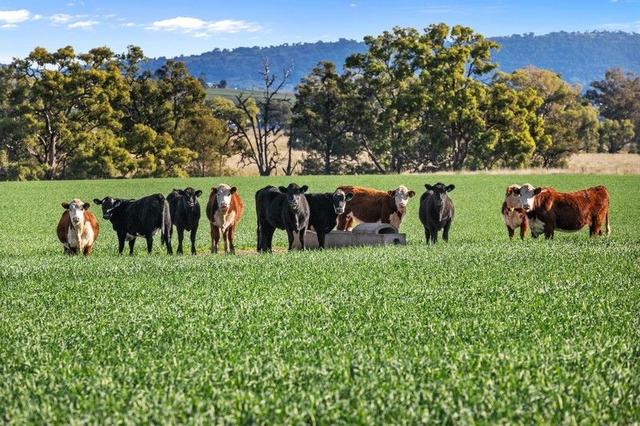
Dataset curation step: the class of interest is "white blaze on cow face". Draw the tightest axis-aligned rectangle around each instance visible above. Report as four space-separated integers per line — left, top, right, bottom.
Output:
63 199 89 229
516 184 540 211
392 185 416 212
215 184 236 210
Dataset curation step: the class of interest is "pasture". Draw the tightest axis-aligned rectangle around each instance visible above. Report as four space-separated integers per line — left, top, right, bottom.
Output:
0 174 639 423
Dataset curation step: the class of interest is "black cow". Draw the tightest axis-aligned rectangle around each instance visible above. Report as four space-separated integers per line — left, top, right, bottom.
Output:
305 189 353 248
93 194 173 255
167 187 202 255
255 183 310 252
419 183 455 244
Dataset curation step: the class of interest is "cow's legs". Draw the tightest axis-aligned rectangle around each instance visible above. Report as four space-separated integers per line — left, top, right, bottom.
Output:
227 228 236 255
117 233 126 255
430 227 438 244
520 220 528 240
544 221 554 240
145 235 153 254
317 231 326 249
190 227 197 255
424 227 431 244
83 245 93 256
260 225 275 252
298 228 306 250
176 227 184 255
212 226 220 253
128 239 136 256
443 222 451 242
287 228 295 251
222 227 230 253
507 227 515 239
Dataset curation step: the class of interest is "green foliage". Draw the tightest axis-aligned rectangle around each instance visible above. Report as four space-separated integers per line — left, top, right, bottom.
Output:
598 119 636 153
0 174 638 422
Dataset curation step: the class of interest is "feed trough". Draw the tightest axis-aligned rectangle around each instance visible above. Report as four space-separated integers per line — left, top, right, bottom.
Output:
296 223 406 249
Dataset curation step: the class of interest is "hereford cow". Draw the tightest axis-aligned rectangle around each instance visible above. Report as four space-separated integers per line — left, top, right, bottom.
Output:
93 194 173 255
256 183 310 252
305 189 353 248
515 184 610 239
56 199 99 256
167 187 202 255
419 183 455 244
206 184 244 254
502 184 529 240
336 185 416 231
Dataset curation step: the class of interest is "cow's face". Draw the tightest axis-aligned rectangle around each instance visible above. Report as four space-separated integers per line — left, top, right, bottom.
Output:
504 185 522 209
175 187 202 208
514 184 542 211
332 189 353 215
389 185 416 210
93 197 122 220
279 183 308 212
62 199 90 228
425 183 455 208
214 184 236 210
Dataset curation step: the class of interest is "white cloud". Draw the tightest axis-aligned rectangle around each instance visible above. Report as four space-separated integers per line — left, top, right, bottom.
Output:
148 16 261 37
120 22 136 27
50 13 73 24
1 23 18 29
67 20 98 29
598 20 640 31
0 9 30 24
32 14 43 20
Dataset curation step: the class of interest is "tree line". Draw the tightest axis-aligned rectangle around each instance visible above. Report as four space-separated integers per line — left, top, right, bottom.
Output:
1 24 639 180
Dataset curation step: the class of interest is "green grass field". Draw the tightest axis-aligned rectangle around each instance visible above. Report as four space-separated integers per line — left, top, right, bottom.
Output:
0 174 639 423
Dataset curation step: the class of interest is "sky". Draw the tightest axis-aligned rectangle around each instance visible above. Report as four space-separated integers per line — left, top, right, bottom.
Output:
0 0 639 63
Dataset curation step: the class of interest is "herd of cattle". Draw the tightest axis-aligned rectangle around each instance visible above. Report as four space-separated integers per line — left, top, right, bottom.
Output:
56 182 610 256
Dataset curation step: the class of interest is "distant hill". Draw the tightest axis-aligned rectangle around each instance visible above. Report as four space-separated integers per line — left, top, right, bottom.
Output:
142 31 640 91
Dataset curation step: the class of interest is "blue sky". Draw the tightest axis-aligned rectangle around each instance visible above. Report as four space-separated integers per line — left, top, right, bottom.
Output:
0 0 639 62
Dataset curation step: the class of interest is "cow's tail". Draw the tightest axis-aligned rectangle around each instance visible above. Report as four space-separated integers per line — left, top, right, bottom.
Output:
161 198 173 253
605 212 611 237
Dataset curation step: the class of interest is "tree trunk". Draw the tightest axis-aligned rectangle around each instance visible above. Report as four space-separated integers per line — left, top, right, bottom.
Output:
324 147 331 175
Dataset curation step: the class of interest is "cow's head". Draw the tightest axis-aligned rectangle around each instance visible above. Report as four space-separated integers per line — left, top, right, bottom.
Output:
513 183 542 211
279 183 308 212
93 196 123 220
212 184 237 210
388 185 416 211
331 189 353 215
504 184 522 209
425 183 455 207
62 199 90 228
174 187 202 208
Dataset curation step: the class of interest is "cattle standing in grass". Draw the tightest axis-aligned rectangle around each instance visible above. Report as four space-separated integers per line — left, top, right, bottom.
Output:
57 199 99 256
305 189 353 248
93 194 173 255
256 184 310 252
502 184 529 240
206 184 244 254
336 185 416 231
514 184 610 239
419 183 455 244
167 187 202 255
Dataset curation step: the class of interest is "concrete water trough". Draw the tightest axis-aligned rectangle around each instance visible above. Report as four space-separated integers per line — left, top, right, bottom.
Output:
297 223 406 249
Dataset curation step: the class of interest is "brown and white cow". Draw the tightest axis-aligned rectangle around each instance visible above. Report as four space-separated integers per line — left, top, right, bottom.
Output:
336 185 416 231
502 184 529 240
206 184 244 254
514 184 610 239
56 199 99 256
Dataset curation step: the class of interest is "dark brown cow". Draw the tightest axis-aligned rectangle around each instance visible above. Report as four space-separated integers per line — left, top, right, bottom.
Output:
206 184 244 254
516 185 610 239
56 198 99 256
502 184 529 240
336 185 415 231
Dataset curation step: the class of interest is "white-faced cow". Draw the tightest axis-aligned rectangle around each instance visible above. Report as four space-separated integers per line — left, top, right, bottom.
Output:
255 183 310 252
167 187 202 255
93 194 173 255
513 184 610 239
206 184 244 254
502 184 529 240
56 199 99 256
419 183 455 244
305 189 353 248
336 185 416 231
